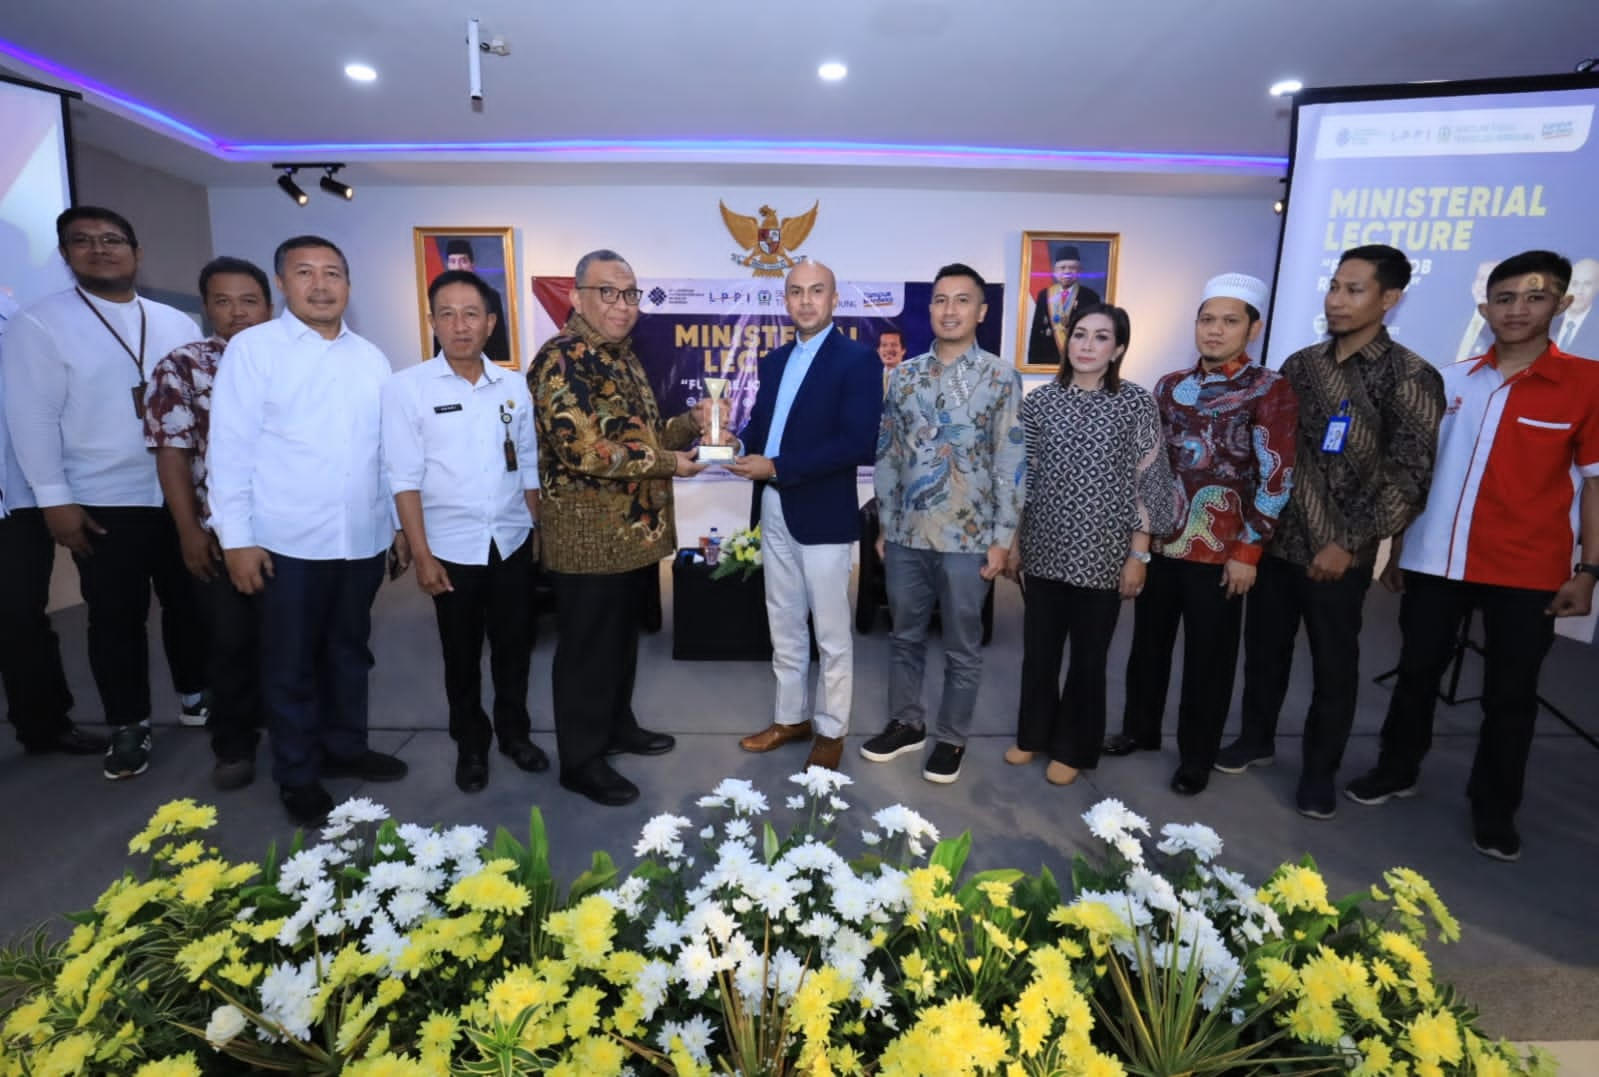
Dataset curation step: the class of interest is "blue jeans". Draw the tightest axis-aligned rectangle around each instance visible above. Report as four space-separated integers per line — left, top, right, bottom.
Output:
885 543 989 745
257 553 385 787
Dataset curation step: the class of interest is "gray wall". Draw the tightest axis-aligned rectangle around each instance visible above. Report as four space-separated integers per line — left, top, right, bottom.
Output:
73 143 212 300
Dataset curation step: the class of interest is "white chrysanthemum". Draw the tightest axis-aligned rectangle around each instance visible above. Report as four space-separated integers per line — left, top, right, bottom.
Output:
797 913 839 938
860 830 881 846
362 911 408 963
1083 798 1150 845
783 839 846 876
700 825 716 840
657 1013 717 1063
636 813 693 859
258 960 318 1041
1126 867 1181 915
789 766 853 797
769 948 806 1000
341 888 377 928
677 941 717 996
328 796 388 827
1156 822 1223 861
856 969 890 1013
731 954 765 1003
828 795 849 812
314 910 344 937
709 777 770 816
644 912 685 953
722 818 753 842
386 889 433 928
871 805 940 852
443 824 487 863
277 849 325 893
605 876 650 918
235 905 256 922
204 1003 248 1048
685 905 738 946
786 795 805 810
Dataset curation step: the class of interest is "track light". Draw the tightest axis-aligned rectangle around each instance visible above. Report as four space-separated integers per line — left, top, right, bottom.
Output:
319 168 354 200
276 169 308 206
271 163 352 204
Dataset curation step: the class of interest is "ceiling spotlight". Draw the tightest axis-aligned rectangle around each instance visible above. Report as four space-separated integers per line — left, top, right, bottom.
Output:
276 169 308 206
818 61 847 82
1269 79 1303 97
319 168 354 200
344 62 378 83
1273 199 1286 215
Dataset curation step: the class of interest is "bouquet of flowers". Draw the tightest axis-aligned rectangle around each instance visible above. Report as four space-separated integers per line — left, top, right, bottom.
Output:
709 524 761 581
0 777 1557 1077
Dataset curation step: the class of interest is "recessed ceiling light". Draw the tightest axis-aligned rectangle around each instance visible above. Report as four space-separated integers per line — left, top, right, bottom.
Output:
344 62 378 83
818 61 847 82
1269 79 1303 97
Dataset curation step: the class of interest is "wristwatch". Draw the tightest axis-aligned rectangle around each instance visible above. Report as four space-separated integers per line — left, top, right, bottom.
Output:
1129 550 1152 564
1576 562 1599 581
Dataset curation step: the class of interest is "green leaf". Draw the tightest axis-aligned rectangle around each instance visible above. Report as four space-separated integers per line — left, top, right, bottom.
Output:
929 831 972 879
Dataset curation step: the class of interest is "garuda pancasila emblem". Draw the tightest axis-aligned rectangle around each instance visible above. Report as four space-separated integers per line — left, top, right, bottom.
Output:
720 200 819 278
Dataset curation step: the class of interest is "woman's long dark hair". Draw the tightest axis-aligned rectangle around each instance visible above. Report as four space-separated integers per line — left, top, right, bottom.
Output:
1055 302 1130 393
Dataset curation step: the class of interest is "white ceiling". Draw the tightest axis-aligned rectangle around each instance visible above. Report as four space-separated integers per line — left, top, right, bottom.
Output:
4 0 1598 193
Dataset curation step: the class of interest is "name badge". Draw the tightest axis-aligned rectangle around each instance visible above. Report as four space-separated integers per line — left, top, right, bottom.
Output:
1321 399 1351 454
433 403 463 414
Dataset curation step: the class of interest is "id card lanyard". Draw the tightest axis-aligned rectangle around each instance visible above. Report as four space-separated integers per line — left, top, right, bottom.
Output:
1321 399 1351 454
76 288 148 419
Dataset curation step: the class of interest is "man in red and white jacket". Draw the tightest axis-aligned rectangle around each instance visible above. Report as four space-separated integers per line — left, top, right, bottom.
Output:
1346 250 1599 862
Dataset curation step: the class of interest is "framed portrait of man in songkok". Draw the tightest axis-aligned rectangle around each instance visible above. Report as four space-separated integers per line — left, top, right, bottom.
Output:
1016 231 1119 374
412 226 520 369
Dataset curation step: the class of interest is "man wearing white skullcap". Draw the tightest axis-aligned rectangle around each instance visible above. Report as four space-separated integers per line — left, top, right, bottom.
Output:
1104 272 1299 798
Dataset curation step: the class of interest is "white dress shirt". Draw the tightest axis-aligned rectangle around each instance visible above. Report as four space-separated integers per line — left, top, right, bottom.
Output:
3 287 198 508
208 309 393 560
381 354 539 565
0 374 25 518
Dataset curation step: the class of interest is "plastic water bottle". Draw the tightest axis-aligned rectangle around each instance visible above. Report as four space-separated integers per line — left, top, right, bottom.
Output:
707 527 722 566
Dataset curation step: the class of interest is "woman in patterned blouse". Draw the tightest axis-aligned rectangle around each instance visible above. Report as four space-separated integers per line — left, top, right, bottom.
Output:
1004 304 1175 786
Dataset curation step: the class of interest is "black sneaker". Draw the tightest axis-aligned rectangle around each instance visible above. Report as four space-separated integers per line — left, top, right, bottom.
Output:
1344 768 1418 806
1472 819 1522 863
322 750 408 782
922 741 965 784
860 720 926 763
280 782 335 828
1214 739 1274 774
178 692 211 728
104 722 152 780
1295 774 1337 821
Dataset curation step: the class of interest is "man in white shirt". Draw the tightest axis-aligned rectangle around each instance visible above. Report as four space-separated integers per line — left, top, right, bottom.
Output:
4 206 208 780
383 270 546 794
209 235 407 827
1552 257 1598 357
1 321 104 758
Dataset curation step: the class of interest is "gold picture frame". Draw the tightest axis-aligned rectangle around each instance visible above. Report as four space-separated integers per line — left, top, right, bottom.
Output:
1016 231 1120 373
412 226 520 368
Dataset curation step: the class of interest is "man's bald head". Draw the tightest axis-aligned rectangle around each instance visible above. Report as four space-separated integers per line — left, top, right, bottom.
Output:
784 260 838 340
1568 257 1599 316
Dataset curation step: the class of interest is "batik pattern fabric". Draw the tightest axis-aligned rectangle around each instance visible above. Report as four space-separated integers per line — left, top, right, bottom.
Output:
527 313 699 575
1019 379 1176 589
143 335 224 522
875 343 1026 553
1269 330 1444 568
1152 357 1298 566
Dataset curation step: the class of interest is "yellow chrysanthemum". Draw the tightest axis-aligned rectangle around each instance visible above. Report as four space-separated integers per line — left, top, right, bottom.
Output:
130 1054 203 1077
342 1055 430 1077
127 799 217 853
445 859 532 915
1 994 53 1043
31 1031 96 1077
977 879 1015 910
1263 864 1338 916
1405 1010 1463 1065
545 894 617 966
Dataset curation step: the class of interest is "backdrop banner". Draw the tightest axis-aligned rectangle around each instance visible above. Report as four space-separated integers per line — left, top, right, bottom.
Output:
530 276 1007 481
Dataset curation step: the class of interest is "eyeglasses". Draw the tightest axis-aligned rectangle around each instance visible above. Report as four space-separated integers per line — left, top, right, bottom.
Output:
66 233 133 251
575 285 643 306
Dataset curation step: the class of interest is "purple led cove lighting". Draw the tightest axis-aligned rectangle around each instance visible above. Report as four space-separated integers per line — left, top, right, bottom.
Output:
0 38 218 147
0 37 1289 172
225 138 1288 172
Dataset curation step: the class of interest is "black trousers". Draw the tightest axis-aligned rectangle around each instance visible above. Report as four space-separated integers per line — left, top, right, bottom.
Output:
1121 555 1245 781
257 553 384 788
197 566 262 762
0 509 74 745
1017 576 1123 769
71 505 206 727
548 568 647 775
432 538 534 754
1238 554 1373 780
1376 571 1557 826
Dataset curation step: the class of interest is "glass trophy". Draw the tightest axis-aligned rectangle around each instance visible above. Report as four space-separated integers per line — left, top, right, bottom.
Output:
700 377 735 463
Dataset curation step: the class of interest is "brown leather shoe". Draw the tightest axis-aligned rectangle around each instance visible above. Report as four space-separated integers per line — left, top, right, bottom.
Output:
740 721 813 753
805 735 844 771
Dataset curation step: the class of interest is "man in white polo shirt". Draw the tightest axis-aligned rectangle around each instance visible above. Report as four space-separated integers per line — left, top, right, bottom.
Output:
1346 250 1599 861
209 234 407 827
383 269 546 794
4 206 207 780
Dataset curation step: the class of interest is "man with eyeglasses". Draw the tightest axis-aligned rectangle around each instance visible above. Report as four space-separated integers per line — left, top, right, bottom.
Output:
527 249 727 806
383 269 546 794
4 207 208 779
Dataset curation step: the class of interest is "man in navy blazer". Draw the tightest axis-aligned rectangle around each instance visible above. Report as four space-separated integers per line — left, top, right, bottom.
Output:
727 261 882 769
